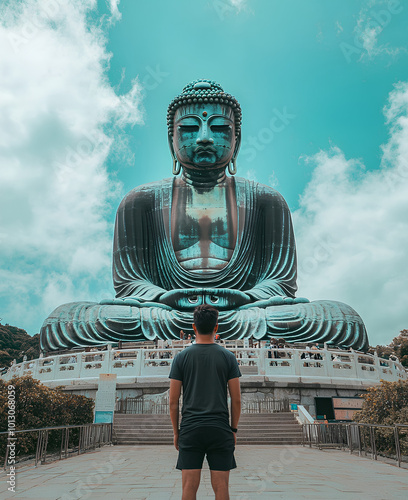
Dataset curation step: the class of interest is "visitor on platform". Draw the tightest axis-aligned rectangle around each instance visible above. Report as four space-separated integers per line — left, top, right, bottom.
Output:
169 304 242 500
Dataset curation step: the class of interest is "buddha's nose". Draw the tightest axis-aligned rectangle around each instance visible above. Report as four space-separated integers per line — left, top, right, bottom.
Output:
196 123 214 144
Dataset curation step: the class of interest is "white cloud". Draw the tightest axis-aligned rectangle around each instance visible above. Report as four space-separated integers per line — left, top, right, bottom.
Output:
293 82 408 347
354 1 406 61
0 0 142 333
230 0 247 11
107 0 122 23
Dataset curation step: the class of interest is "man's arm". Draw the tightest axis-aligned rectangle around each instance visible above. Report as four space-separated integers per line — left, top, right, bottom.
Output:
169 378 182 450
228 377 241 444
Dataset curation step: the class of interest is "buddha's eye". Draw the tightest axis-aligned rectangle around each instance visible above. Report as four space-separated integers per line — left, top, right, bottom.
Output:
210 296 219 304
210 125 230 133
188 295 199 304
179 125 199 133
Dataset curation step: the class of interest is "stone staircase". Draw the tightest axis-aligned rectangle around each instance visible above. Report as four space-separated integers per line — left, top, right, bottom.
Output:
113 412 303 445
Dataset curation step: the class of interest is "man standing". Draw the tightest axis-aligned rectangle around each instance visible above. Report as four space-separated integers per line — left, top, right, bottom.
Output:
169 305 242 500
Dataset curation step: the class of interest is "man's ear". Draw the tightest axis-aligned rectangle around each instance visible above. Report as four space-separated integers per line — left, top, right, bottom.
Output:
192 324 197 335
214 324 218 334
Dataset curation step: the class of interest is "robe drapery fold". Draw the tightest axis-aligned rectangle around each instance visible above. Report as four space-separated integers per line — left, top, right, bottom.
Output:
112 177 297 301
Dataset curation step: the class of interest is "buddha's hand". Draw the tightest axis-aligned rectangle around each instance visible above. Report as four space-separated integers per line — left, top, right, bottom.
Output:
159 288 252 310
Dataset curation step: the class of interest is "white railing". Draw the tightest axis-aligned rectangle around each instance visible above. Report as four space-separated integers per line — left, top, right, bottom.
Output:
297 405 315 425
2 346 407 384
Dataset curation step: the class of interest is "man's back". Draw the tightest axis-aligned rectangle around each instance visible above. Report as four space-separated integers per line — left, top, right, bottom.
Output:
169 343 241 431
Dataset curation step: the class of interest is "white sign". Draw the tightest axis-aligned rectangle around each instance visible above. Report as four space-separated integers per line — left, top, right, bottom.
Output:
95 373 117 412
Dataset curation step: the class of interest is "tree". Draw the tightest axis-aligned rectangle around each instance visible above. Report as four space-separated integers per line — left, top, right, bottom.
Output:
354 380 408 426
369 329 408 368
0 324 40 368
390 330 408 367
354 380 408 458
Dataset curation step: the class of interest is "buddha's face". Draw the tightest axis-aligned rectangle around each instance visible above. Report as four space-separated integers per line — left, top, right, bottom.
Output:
172 103 236 171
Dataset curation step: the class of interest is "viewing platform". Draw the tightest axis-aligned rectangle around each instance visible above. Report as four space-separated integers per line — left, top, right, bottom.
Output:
3 343 406 420
3 343 406 386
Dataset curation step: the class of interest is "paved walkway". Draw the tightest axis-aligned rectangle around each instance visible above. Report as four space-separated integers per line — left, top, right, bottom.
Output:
1 445 407 499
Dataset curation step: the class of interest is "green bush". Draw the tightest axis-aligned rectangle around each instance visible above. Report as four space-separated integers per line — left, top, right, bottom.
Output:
354 380 408 457
0 376 94 457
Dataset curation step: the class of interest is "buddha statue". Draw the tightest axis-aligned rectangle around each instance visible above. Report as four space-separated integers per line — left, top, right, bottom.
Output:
40 80 369 352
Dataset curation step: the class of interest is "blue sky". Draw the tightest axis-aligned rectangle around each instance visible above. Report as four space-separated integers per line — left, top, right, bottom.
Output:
1 0 408 346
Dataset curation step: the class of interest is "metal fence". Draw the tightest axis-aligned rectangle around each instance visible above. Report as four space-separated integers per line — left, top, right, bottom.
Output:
302 422 408 467
116 398 169 414
241 398 290 414
115 396 289 414
1 423 112 469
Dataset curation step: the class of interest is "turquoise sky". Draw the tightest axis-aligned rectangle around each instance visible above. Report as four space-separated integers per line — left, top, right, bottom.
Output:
101 0 408 211
1 0 408 346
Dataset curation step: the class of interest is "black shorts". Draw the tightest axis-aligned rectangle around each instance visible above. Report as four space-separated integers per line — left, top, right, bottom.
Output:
176 425 236 471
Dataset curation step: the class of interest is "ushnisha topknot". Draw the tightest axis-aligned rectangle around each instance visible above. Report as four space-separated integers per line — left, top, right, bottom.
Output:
167 79 242 137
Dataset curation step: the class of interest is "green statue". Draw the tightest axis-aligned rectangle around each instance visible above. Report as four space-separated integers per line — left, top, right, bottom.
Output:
40 80 368 351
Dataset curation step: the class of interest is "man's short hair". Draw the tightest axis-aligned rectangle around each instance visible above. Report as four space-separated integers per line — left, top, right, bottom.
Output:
193 305 219 334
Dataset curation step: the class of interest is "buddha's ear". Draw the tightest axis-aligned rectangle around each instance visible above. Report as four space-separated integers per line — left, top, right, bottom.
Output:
169 132 181 175
232 131 241 161
168 132 176 160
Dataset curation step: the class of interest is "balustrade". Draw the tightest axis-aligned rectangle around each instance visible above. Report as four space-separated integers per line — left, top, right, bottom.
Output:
2 346 406 384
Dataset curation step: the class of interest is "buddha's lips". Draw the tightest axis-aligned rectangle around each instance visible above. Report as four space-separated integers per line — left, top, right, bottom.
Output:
194 146 216 154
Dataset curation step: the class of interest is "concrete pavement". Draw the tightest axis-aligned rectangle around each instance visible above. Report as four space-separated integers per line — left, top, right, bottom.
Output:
1 444 408 499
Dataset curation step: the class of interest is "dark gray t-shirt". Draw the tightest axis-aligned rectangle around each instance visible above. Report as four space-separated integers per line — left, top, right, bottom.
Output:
169 343 242 431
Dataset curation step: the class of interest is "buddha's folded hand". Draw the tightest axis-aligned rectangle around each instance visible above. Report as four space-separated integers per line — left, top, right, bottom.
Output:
159 288 252 310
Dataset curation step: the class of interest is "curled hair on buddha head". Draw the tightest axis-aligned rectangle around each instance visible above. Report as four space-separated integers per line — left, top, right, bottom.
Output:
167 79 242 139
193 304 219 335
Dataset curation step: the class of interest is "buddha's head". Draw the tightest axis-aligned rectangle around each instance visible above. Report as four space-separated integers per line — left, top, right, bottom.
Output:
167 80 242 178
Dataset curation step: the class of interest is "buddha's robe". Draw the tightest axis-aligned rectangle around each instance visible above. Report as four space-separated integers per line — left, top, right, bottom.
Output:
40 177 368 352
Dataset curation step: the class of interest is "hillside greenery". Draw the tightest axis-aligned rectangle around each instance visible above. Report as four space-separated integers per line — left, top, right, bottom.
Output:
0 323 40 368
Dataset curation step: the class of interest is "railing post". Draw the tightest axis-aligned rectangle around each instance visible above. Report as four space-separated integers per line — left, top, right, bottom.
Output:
372 352 381 382
107 345 113 373
357 425 362 456
78 426 82 455
394 426 401 467
258 348 266 375
347 424 352 454
35 430 42 466
78 353 84 378
32 358 40 380
3 438 10 470
317 423 322 449
41 430 49 464
293 349 301 376
325 348 334 378
369 425 377 460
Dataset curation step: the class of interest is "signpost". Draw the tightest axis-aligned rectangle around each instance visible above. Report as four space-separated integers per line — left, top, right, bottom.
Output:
94 373 117 424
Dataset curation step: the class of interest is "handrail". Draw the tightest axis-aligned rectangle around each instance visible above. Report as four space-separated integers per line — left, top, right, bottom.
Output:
302 422 408 467
1 422 112 469
297 405 315 424
0 423 103 435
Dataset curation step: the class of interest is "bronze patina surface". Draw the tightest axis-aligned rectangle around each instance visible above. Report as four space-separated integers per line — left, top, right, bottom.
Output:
40 80 368 351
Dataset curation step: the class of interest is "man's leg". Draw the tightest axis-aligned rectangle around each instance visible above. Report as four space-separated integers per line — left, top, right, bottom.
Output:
210 470 230 500
181 469 201 500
